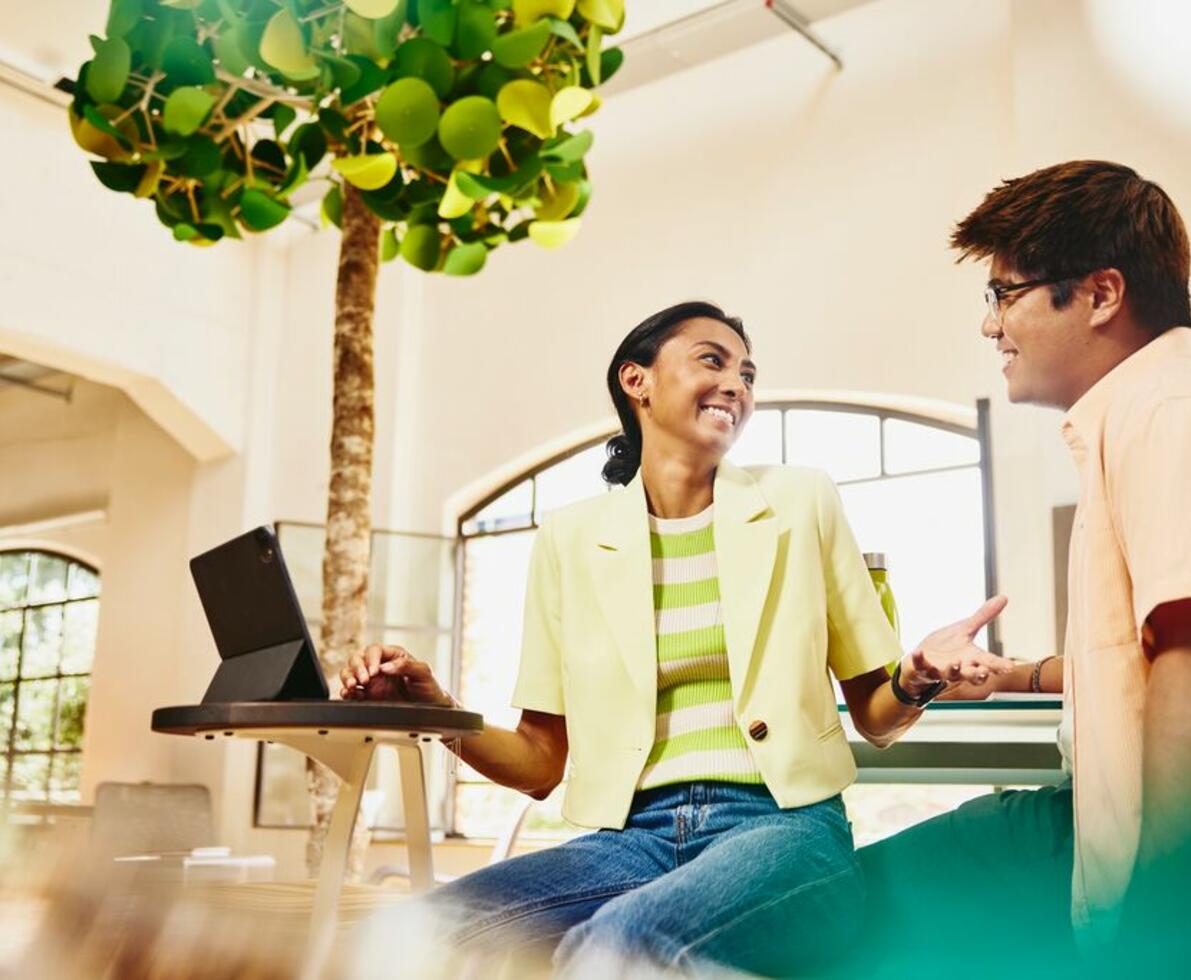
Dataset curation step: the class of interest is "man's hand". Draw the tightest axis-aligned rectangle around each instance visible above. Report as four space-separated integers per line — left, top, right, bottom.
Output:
339 644 453 705
900 596 1014 697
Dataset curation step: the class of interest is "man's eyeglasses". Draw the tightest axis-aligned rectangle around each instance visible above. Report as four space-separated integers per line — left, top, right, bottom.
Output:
983 276 1081 326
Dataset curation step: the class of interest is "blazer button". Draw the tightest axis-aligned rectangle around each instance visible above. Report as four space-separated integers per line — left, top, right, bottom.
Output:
748 720 768 742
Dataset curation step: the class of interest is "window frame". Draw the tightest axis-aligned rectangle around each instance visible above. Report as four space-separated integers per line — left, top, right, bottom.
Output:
0 548 100 803
449 400 999 837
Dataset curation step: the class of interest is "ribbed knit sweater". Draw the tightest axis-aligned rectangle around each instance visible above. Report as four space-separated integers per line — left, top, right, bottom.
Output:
636 504 763 790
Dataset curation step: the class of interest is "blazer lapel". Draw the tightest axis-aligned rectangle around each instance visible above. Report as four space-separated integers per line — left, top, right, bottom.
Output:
591 473 658 703
713 462 779 707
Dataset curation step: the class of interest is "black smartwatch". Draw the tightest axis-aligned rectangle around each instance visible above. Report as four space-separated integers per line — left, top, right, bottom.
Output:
890 660 946 708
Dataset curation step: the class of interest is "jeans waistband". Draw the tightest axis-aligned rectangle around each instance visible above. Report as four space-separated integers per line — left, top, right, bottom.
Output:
631 780 778 812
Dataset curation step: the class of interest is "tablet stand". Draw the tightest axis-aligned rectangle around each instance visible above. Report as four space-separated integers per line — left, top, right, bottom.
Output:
201 639 325 703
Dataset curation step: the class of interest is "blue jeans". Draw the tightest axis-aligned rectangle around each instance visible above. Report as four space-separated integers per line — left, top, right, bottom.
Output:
426 782 863 976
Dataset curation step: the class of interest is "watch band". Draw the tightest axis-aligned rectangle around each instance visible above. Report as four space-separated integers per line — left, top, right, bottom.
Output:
891 660 946 708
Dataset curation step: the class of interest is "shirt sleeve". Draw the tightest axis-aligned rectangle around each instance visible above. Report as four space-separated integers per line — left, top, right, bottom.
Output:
814 471 905 680
1107 396 1191 649
510 515 566 714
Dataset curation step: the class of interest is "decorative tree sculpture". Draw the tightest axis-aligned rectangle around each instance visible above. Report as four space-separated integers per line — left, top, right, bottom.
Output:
69 0 624 875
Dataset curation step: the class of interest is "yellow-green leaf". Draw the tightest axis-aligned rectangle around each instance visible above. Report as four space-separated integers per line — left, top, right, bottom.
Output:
345 0 401 18
577 0 624 32
381 228 399 262
443 241 487 275
549 86 593 130
401 224 441 270
534 179 581 221
162 86 216 136
260 9 319 79
86 36 131 103
135 159 165 198
497 79 554 139
528 218 581 248
438 170 475 219
332 153 399 190
513 0 575 26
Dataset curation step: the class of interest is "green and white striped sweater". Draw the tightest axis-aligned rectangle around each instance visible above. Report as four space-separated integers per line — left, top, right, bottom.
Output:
637 504 763 790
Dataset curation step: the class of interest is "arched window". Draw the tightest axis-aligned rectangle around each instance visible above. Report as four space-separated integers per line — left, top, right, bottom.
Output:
452 401 997 839
0 550 100 803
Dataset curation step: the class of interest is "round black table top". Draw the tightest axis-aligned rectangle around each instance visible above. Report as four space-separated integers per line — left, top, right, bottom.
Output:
151 701 484 737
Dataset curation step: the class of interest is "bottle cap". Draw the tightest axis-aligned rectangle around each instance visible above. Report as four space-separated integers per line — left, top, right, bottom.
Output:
863 552 887 570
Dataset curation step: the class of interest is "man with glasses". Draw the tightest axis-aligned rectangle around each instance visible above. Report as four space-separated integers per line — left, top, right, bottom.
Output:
857 161 1191 976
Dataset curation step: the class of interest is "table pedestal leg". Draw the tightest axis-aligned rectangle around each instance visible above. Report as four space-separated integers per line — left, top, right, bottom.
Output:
395 742 434 892
274 736 376 980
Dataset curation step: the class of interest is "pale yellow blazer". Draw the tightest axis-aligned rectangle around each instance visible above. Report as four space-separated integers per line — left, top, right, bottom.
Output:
511 461 902 829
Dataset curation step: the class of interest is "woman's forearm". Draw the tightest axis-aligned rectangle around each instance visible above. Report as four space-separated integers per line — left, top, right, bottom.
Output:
450 713 567 799
993 655 1064 693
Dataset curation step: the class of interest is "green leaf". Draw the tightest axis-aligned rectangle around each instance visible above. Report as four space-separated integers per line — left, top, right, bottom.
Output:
333 153 400 190
260 9 319 80
81 104 131 146
272 104 297 140
528 217 581 248
455 1 497 59
599 46 623 83
162 36 215 86
162 86 216 136
318 108 349 142
322 185 344 228
491 19 551 68
455 156 541 197
239 188 290 231
550 86 593 129
339 55 389 104
373 3 409 60
437 96 502 161
544 158 585 181
277 151 308 197
475 63 513 100
570 177 592 217
577 0 623 32
173 222 199 241
176 135 222 177
392 37 455 99
346 0 402 18
585 24 602 84
381 227 400 262
360 178 408 221
375 77 441 148
418 0 457 47
213 22 253 76
444 241 488 275
549 16 583 50
344 10 385 61
323 54 363 92
401 135 452 172
85 36 131 104
497 79 553 138
401 223 442 270
106 0 143 38
541 128 593 163
290 122 328 169
90 161 146 193
513 0 575 26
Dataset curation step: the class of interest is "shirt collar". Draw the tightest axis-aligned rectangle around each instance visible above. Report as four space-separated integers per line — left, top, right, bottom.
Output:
1061 326 1191 448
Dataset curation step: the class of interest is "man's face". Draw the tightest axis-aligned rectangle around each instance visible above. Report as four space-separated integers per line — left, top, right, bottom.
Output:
983 257 1091 409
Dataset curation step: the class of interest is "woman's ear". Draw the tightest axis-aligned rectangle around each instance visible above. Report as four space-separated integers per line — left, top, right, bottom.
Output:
618 362 650 407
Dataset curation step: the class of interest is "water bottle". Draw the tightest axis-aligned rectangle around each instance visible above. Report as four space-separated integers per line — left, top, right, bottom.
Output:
864 553 900 674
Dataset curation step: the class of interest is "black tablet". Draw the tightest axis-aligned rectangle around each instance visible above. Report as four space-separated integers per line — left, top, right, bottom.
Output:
189 525 329 703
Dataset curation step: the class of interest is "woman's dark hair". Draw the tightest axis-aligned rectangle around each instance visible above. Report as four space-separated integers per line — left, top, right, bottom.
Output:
602 301 750 485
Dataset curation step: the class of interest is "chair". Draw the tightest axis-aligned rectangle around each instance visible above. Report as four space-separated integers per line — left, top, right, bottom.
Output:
90 781 216 858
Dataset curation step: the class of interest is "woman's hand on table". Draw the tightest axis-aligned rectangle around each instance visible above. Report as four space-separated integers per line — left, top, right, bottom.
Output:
339 644 454 706
900 595 1015 698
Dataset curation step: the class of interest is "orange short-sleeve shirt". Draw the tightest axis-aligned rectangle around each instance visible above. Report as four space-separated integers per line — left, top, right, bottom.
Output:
1059 326 1191 946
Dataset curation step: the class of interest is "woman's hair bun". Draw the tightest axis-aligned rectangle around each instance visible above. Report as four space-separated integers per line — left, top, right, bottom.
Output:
602 433 640 486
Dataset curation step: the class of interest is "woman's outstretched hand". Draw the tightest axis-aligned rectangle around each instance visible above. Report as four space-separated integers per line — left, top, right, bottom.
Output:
899 596 1013 697
339 644 453 706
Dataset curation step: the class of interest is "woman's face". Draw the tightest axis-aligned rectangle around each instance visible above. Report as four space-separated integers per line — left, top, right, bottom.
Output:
630 317 756 462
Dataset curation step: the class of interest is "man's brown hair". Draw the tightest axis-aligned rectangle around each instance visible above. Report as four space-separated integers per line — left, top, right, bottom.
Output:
951 160 1191 334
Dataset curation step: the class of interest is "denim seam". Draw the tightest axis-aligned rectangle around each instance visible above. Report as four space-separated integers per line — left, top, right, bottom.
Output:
666 865 857 967
458 882 657 943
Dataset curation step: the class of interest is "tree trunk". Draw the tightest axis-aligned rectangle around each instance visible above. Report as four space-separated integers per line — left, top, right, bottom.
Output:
306 184 382 878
